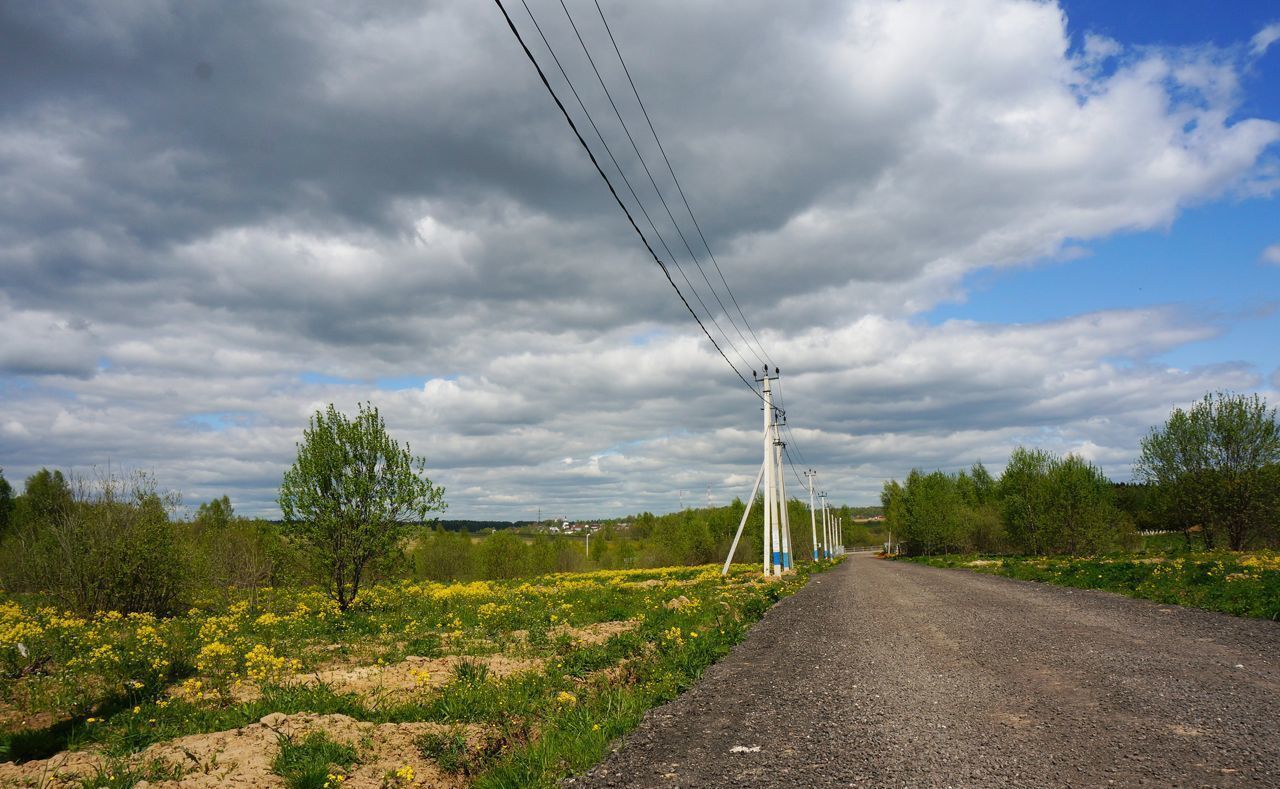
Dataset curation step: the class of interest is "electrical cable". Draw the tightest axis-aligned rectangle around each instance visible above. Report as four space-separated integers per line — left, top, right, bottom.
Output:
555 0 760 375
782 443 811 491
773 373 812 470
492 0 764 401
593 0 773 371
517 0 739 374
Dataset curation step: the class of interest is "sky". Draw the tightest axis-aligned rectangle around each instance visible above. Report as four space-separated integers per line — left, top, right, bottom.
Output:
1 0 1277 520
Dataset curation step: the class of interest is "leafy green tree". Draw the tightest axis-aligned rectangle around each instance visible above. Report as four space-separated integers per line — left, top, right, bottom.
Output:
899 469 969 555
589 526 609 564
2 471 187 615
881 479 905 550
1044 454 1119 554
413 528 476 582
195 495 235 529
0 468 13 537
13 468 74 530
279 403 445 610
1136 392 1280 550
478 530 526 579
999 448 1055 553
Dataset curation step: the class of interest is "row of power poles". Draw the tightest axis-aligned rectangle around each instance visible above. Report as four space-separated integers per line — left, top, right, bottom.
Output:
722 367 844 576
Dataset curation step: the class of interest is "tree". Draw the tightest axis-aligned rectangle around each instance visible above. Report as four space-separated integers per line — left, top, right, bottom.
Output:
478 530 526 579
279 403 445 610
2 470 187 615
999 448 1055 554
897 469 969 555
0 468 13 537
1044 454 1118 554
13 468 74 531
195 495 235 529
881 479 905 551
1136 392 1280 550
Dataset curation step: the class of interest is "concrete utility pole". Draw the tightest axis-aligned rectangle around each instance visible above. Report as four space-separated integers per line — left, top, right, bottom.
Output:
721 367 799 577
820 491 830 559
762 372 782 575
775 409 793 571
804 469 818 561
721 463 765 575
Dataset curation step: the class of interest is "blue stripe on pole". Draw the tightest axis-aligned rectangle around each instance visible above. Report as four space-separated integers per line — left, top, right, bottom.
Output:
772 551 781 566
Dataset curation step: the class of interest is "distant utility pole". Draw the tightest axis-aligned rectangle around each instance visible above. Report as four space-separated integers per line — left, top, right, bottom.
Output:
805 469 819 560
820 491 831 559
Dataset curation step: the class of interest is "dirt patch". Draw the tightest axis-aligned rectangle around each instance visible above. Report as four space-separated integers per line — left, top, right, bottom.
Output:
235 654 545 703
554 620 639 646
510 620 640 648
0 705 61 735
664 596 694 611
0 713 484 788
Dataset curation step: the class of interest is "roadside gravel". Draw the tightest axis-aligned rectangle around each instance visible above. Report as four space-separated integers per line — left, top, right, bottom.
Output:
568 555 1280 788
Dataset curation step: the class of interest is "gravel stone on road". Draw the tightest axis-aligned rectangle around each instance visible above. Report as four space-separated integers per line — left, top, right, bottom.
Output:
568 555 1280 788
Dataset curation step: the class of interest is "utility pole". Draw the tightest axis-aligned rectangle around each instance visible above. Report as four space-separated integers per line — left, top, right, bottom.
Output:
820 491 830 559
775 407 793 571
804 469 818 561
761 371 782 575
720 366 792 577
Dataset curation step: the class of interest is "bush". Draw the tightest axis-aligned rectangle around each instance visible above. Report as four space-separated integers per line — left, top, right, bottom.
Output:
1 471 189 615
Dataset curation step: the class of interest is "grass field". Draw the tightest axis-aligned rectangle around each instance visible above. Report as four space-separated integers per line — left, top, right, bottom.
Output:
0 562 831 787
906 551 1280 620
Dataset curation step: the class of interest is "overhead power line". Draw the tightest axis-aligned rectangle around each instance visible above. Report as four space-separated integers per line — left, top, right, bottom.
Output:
516 0 744 374
553 0 759 375
492 0 764 401
592 0 773 371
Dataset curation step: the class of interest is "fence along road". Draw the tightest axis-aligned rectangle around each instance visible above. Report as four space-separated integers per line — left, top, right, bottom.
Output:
569 554 1280 788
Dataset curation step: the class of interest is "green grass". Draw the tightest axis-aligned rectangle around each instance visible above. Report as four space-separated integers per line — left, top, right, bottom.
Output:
2 560 840 788
907 551 1280 619
272 731 359 789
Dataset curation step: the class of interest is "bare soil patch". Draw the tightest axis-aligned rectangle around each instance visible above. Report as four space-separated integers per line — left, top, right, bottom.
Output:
0 712 486 788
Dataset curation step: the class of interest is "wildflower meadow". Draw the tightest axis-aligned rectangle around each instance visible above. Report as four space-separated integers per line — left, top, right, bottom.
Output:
0 562 833 787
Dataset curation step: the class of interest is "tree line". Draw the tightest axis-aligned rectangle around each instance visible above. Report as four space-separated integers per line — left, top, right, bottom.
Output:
882 392 1280 556
0 401 871 616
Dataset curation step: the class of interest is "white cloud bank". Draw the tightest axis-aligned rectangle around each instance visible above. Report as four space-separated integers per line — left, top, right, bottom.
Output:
0 0 1277 516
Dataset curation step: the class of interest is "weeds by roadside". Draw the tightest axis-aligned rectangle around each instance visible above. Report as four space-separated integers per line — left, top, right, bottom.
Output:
1 561 838 787
906 552 1280 619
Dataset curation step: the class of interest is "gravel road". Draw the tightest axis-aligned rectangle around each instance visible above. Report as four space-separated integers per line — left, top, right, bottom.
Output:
568 555 1280 788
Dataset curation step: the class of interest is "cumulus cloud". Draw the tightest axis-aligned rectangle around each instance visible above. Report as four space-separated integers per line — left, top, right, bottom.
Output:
0 0 1277 516
1262 243 1280 265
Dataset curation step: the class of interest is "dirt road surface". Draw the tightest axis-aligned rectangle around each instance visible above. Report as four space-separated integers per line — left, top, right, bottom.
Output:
569 555 1280 788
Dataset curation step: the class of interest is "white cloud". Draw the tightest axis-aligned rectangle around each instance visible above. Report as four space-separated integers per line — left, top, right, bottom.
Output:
1 0 1277 515
1252 22 1280 56
1262 243 1280 265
